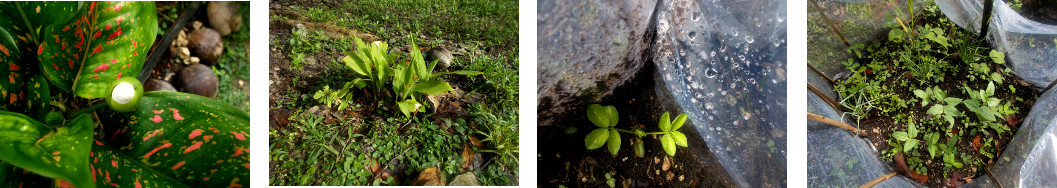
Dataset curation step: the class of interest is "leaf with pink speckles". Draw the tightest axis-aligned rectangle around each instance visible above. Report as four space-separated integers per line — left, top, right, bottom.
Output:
0 2 80 54
0 111 93 188
89 144 189 188
100 91 249 187
37 1 157 99
0 25 31 114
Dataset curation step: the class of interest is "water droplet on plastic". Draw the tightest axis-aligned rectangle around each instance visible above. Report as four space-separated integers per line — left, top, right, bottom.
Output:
688 31 697 40
705 68 718 78
745 36 754 43
692 11 701 21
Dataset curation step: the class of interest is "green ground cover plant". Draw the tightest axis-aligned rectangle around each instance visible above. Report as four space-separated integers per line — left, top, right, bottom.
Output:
0 2 249 187
830 1 1039 186
582 104 689 157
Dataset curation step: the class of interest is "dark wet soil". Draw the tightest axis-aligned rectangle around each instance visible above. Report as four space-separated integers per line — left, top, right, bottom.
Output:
537 62 736 187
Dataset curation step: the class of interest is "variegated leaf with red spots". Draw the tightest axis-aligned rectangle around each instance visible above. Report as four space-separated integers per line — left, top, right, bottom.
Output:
0 111 93 188
38 1 156 99
100 91 249 188
0 2 80 55
89 144 190 188
0 25 30 114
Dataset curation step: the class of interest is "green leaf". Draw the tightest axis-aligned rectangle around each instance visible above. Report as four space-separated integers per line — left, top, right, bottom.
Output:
927 104 944 115
606 129 620 155
634 139 644 158
658 112 671 132
888 29 905 42
0 24 34 115
908 121 919 138
584 128 609 150
990 50 1005 64
671 113 687 131
928 144 938 158
913 89 927 99
98 91 249 187
893 131 909 141
661 134 676 156
986 81 996 97
38 2 158 99
605 105 618 127
89 144 190 188
587 104 608 128
671 131 688 147
904 139 919 153
944 97 962 106
396 99 422 118
0 2 80 54
986 98 1000 107
410 80 453 95
429 70 484 79
980 107 997 122
0 111 93 188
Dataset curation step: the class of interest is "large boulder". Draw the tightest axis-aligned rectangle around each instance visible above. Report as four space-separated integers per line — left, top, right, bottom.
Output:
536 0 660 126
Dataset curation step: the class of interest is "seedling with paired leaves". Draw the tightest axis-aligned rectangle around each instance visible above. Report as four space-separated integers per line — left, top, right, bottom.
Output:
583 104 689 157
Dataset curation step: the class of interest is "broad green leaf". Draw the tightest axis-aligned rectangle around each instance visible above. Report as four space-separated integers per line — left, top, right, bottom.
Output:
944 97 962 106
908 121 918 138
928 144 938 158
587 104 609 128
986 98 1000 107
888 29 905 42
605 105 618 127
410 80 453 95
904 139 919 153
39 2 158 99
990 50 1005 64
584 128 608 150
396 99 422 118
658 112 671 132
0 111 93 188
963 100 980 112
24 74 49 121
0 2 80 54
893 131 909 141
98 91 248 187
943 105 959 116
89 144 190 188
661 134 676 156
342 55 367 76
671 113 687 131
927 104 944 115
671 131 688 147
0 25 33 115
980 108 997 122
913 89 927 99
985 81 995 97
606 129 620 155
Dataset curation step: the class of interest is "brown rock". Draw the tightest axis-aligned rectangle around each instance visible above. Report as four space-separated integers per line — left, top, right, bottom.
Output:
144 78 176 92
410 167 445 186
187 28 224 65
207 1 243 36
176 63 218 98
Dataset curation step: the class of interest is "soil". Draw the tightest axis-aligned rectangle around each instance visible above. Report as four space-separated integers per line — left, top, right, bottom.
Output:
537 62 737 187
841 12 1042 188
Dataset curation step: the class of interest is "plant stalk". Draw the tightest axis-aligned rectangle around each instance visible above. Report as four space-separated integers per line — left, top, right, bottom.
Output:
67 102 107 119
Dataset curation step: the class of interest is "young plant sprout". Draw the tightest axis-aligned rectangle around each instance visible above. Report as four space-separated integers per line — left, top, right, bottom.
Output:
584 104 690 156
106 77 144 112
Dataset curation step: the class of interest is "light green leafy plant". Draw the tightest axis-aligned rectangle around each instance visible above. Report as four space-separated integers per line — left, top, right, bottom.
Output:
583 104 689 157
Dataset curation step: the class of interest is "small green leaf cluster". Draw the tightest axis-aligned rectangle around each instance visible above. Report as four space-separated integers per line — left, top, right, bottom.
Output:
583 104 689 157
321 36 482 118
913 86 962 126
961 81 1014 135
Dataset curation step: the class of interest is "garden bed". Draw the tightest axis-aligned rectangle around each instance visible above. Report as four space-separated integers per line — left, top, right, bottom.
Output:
826 2 1040 187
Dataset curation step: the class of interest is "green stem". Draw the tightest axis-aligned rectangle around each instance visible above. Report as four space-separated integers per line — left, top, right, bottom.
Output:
613 128 667 135
66 102 107 119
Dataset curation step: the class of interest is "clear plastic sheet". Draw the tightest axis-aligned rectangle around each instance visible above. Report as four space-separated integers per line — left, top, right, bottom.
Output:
651 0 786 187
808 0 1057 186
936 0 1057 89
